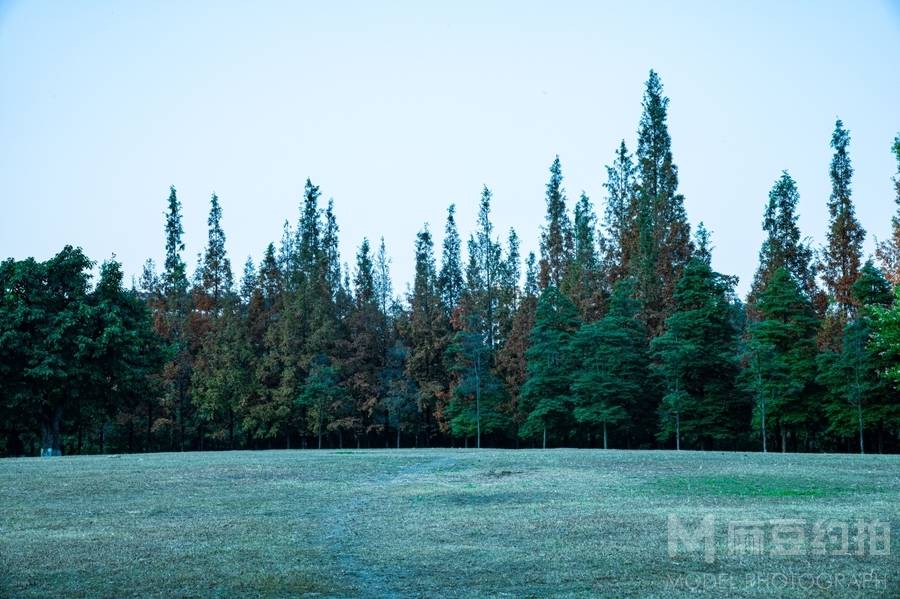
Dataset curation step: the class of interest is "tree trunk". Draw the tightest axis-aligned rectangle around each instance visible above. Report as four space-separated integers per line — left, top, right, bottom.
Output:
475 354 481 450
177 397 184 451
780 424 786 453
603 422 608 450
228 408 235 450
40 406 63 456
857 404 865 454
396 428 400 449
542 425 547 450
146 402 153 452
675 412 680 451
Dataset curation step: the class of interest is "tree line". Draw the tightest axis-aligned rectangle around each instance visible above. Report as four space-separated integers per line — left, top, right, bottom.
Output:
3 70 900 456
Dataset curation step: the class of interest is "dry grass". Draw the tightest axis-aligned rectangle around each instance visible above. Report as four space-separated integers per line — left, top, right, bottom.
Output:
0 449 897 597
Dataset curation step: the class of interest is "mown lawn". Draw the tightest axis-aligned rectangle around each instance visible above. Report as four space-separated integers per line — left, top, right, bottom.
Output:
0 449 897 597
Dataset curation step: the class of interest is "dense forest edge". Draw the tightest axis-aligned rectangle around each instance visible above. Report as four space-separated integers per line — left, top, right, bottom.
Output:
3 70 900 456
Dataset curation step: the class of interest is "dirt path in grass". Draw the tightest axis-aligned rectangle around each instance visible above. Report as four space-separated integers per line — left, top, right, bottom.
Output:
325 453 460 598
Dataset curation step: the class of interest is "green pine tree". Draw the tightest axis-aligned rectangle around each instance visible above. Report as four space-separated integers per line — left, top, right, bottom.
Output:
569 278 648 448
652 255 743 450
745 268 820 452
438 204 465 316
633 71 693 335
875 135 900 284
600 140 638 292
817 262 893 453
750 172 816 306
520 286 580 448
539 156 574 289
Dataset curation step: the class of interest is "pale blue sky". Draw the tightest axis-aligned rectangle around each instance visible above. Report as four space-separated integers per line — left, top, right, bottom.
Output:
2 1 899 297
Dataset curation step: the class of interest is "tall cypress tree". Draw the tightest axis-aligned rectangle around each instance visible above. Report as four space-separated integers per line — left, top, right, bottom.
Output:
158 186 193 450
539 156 574 289
322 199 342 298
651 256 743 450
746 268 820 452
820 120 865 323
600 141 638 292
496 228 521 349
633 71 693 335
341 238 382 445
876 135 900 284
162 186 189 301
200 193 233 307
496 251 538 436
818 262 893 453
447 188 512 446
438 204 465 316
864 264 900 448
404 226 447 442
375 237 393 321
239 256 256 306
353 238 375 306
463 187 503 352
295 178 322 285
569 192 602 320
520 286 580 448
243 243 290 446
192 193 238 448
750 172 816 307
569 278 648 448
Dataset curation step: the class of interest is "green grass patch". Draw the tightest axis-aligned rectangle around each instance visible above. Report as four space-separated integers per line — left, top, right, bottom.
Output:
1 449 896 598
653 474 850 498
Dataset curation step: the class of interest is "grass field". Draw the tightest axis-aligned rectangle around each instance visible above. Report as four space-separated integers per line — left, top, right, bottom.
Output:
1 449 897 598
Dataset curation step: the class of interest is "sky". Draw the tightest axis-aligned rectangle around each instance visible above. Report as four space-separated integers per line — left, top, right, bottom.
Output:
1 1 899 298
